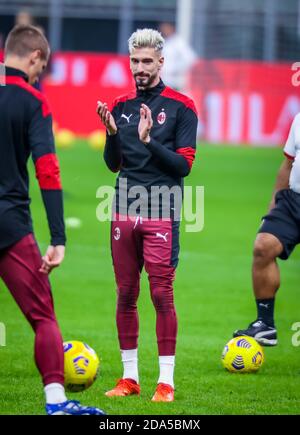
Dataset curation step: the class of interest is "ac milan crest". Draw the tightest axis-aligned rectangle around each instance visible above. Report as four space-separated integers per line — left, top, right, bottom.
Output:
157 110 166 125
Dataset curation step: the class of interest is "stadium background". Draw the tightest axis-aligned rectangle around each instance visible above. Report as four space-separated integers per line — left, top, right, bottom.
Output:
0 0 300 415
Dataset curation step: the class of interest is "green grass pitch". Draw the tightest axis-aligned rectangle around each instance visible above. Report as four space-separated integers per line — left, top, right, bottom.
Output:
0 141 299 415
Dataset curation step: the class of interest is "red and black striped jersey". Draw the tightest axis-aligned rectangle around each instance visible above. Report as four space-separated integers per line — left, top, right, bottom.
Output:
0 67 65 250
103 79 198 217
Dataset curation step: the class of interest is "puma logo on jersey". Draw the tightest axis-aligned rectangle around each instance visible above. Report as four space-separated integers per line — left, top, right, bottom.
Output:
121 113 133 123
156 232 168 242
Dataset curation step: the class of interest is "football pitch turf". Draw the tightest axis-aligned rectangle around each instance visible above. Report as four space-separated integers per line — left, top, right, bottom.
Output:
0 141 299 415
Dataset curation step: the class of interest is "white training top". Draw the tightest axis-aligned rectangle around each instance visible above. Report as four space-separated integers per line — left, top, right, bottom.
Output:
283 113 300 193
162 34 197 91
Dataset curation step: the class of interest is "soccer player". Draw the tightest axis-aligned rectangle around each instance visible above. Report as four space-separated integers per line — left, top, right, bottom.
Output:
0 25 105 415
97 28 198 401
233 113 300 346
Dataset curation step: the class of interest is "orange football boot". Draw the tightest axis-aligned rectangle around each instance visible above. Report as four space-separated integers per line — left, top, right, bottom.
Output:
151 383 174 402
105 378 140 397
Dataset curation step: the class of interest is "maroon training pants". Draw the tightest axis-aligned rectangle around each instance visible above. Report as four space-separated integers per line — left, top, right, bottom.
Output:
111 214 180 356
0 234 64 386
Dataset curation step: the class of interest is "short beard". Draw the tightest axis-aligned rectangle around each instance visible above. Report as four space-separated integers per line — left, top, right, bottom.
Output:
134 73 157 90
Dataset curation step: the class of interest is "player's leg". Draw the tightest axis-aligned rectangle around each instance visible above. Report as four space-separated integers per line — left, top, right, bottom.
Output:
143 218 179 402
252 232 283 309
234 189 299 346
0 234 105 415
0 235 65 389
105 214 143 397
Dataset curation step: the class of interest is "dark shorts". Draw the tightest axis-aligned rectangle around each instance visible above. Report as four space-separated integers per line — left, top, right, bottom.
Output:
258 189 300 260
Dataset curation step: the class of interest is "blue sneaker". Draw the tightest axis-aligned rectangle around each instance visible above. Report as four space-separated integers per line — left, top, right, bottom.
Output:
46 400 106 415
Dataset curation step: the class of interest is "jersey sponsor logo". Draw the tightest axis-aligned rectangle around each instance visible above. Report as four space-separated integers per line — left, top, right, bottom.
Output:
121 113 133 123
114 227 121 240
156 232 168 242
157 110 166 125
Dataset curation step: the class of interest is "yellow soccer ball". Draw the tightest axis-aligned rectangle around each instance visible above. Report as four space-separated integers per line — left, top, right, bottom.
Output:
221 336 264 373
63 341 100 392
88 130 106 150
55 129 75 148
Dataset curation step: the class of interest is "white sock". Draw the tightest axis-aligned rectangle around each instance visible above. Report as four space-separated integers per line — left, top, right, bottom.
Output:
121 349 139 383
158 356 175 388
44 383 68 404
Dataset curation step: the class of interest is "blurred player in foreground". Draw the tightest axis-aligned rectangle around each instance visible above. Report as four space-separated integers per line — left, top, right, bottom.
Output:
234 114 300 346
97 28 198 402
0 25 105 415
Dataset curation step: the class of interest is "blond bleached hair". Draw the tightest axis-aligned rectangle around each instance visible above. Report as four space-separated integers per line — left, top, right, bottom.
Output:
128 28 164 54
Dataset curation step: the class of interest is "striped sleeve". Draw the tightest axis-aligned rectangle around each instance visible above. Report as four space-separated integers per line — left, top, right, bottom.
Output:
175 105 198 170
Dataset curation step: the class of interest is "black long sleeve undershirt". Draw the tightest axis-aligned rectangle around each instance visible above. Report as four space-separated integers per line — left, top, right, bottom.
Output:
145 138 190 178
41 189 66 246
104 133 190 177
104 132 122 173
